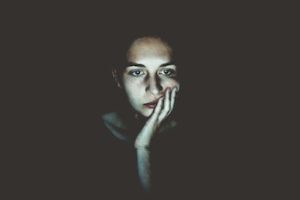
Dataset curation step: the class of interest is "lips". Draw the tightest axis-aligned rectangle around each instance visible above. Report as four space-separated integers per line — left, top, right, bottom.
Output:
143 99 159 109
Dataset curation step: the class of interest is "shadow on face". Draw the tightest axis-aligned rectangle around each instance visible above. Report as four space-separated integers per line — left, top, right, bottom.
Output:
118 37 180 117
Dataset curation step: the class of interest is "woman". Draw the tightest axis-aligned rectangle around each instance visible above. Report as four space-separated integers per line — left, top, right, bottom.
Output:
98 35 183 198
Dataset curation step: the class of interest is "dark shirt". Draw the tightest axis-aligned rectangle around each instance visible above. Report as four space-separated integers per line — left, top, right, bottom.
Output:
88 112 187 199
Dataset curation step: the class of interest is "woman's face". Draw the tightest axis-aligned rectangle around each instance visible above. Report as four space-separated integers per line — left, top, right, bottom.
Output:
121 37 180 117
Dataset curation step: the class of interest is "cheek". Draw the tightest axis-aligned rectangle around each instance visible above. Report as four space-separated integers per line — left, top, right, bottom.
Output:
162 79 180 90
123 80 143 99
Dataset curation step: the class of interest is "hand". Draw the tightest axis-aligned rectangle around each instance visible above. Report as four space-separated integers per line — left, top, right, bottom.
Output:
135 87 178 148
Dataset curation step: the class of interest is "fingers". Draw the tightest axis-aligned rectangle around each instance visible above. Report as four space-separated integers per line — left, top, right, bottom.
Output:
149 96 164 122
158 88 170 121
170 87 176 111
158 87 178 122
148 87 177 124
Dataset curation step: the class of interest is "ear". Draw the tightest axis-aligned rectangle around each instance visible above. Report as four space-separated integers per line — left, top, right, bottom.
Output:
112 68 122 89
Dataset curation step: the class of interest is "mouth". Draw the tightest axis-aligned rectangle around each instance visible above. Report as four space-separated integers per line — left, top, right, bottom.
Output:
143 99 159 109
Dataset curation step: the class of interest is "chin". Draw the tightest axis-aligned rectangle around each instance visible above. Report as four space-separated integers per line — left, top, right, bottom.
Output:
132 106 154 118
139 112 150 118
139 109 153 118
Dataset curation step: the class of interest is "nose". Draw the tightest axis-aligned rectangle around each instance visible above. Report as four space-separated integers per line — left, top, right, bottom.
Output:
146 75 163 96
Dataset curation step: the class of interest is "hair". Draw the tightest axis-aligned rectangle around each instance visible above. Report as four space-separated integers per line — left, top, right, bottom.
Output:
105 32 183 120
110 32 180 70
110 33 182 87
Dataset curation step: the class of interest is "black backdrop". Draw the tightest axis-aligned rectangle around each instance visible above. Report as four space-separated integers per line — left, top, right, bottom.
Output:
6 3 291 199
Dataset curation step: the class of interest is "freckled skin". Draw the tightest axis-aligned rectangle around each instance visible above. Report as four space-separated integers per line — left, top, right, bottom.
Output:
122 37 180 117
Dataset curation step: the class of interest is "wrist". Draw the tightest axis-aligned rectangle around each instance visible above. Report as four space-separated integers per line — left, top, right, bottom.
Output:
134 139 150 149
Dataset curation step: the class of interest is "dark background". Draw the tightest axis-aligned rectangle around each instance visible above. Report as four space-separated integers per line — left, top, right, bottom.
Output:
4 2 294 199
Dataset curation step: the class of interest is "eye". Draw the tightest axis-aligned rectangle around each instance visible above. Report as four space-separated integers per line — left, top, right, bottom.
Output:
128 69 145 77
159 69 177 77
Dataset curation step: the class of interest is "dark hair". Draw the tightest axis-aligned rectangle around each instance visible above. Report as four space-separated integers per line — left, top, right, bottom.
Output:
110 33 182 87
110 32 180 70
103 32 184 118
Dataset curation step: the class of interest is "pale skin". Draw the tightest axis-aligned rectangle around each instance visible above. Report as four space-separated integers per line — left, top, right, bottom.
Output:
113 37 180 192
135 87 177 192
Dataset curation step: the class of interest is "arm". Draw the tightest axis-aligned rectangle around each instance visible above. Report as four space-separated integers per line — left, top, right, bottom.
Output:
135 87 177 192
136 147 151 192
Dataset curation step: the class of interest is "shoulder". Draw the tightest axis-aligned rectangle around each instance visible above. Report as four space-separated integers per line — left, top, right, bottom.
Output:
101 112 118 123
100 112 129 141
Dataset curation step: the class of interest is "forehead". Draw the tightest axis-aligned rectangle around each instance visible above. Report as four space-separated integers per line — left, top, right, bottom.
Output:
127 37 172 61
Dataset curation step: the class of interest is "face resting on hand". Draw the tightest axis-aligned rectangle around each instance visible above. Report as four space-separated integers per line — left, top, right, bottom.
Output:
120 37 180 118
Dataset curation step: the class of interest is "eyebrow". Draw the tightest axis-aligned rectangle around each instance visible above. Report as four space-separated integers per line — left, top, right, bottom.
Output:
127 61 175 68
